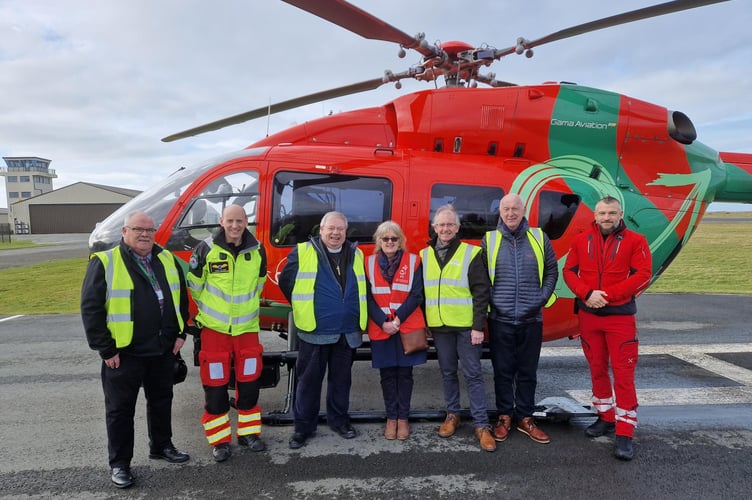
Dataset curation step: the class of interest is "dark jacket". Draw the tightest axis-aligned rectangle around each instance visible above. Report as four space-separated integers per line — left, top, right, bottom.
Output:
424 235 490 333
279 236 363 338
563 219 652 316
481 218 559 325
81 240 189 360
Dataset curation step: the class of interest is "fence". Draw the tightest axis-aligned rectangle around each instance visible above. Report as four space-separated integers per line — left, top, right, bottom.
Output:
0 223 10 243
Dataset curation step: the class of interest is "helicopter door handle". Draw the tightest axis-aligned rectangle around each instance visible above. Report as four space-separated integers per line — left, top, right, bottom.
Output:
374 148 394 155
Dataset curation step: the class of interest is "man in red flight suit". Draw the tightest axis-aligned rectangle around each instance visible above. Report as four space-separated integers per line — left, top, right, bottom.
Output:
563 196 652 461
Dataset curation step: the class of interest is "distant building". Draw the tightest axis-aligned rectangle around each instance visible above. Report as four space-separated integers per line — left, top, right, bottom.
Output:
10 182 141 234
0 207 9 241
1 157 57 230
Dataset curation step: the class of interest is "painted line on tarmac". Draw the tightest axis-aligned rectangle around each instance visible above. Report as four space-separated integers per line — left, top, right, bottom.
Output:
542 343 752 407
0 315 24 323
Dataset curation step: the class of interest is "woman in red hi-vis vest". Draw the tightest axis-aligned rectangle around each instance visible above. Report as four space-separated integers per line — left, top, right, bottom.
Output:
365 221 427 440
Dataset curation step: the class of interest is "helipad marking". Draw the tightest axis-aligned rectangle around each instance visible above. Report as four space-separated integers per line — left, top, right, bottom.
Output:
0 315 24 323
542 343 752 407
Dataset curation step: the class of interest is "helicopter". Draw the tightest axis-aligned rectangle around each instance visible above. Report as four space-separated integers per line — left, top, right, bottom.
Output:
89 0 751 420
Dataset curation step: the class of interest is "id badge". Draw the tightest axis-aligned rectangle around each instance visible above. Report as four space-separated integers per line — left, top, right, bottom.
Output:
156 289 164 301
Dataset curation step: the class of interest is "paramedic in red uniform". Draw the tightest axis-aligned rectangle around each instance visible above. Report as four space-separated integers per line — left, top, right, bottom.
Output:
563 196 652 461
188 204 267 462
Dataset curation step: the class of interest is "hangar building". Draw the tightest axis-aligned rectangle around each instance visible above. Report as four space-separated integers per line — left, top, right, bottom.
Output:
10 182 140 234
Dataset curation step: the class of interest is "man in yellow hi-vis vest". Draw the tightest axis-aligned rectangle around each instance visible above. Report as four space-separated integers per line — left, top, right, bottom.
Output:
188 204 267 463
422 204 496 452
279 211 367 449
481 193 558 446
81 211 190 489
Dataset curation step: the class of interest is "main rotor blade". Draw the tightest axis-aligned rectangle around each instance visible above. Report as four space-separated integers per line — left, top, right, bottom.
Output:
162 77 386 142
496 0 731 57
281 0 434 57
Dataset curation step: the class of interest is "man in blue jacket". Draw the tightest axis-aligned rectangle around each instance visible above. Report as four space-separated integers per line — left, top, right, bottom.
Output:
481 194 558 445
279 211 367 449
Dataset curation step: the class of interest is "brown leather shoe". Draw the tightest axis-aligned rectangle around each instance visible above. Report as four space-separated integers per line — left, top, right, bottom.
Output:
492 414 512 442
438 413 460 437
475 427 497 452
384 419 397 440
397 419 410 440
516 416 550 444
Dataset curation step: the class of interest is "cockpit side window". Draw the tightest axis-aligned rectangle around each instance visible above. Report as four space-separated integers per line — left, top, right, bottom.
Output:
271 171 392 246
536 191 580 240
165 171 259 251
429 184 505 240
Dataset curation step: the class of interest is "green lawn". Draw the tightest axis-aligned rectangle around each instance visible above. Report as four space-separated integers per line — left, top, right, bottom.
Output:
0 217 749 315
0 258 87 314
0 239 38 250
647 220 752 294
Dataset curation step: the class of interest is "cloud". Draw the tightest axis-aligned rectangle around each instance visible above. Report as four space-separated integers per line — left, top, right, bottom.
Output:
2 0 750 211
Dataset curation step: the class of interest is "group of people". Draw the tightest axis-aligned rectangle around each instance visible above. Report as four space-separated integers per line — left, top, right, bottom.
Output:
80 193 651 489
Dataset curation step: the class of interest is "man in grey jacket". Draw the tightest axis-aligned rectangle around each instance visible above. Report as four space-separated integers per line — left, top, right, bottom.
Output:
481 193 558 445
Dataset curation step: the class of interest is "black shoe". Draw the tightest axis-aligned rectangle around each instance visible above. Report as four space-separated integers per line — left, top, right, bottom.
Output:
331 424 357 439
149 445 190 463
111 466 134 489
238 434 266 452
289 432 310 449
584 418 616 438
212 443 231 462
614 435 634 461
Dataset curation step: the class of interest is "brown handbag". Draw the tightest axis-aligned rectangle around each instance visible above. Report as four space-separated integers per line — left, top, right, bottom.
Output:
399 328 429 355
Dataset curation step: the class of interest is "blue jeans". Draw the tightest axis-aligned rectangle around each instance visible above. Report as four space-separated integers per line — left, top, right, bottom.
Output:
433 330 489 427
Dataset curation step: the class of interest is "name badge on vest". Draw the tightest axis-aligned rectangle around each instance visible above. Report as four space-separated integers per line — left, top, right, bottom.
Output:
209 261 229 273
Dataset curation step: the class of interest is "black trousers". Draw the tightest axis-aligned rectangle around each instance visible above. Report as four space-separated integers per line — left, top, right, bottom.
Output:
488 320 543 419
101 352 174 468
293 337 355 435
379 366 414 420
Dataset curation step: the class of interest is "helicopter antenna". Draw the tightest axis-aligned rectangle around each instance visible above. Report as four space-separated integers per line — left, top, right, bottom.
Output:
265 97 271 137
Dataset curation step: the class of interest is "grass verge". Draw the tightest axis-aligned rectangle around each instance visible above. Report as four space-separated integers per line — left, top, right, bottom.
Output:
648 222 752 294
0 240 38 250
0 258 87 314
0 218 749 315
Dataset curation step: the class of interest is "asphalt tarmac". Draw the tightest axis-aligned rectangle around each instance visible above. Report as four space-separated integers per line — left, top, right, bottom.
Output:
1 293 751 499
0 233 90 270
1 232 751 498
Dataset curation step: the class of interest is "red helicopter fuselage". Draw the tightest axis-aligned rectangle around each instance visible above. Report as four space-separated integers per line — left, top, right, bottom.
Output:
90 84 752 342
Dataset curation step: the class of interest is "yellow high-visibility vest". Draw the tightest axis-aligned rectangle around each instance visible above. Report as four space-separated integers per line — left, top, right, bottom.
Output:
483 227 557 308
290 242 367 331
92 247 184 347
421 242 479 328
188 242 265 334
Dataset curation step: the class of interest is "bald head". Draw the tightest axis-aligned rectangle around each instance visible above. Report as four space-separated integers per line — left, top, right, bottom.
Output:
499 193 525 231
220 204 248 245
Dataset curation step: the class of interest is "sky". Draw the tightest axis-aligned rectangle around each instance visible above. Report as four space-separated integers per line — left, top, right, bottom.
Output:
1 0 751 211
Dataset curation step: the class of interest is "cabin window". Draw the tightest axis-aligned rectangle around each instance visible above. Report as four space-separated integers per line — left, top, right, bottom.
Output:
271 171 392 246
429 184 504 240
536 191 580 240
166 170 260 251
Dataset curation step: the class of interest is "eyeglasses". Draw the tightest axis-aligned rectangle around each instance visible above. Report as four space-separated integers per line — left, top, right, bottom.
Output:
126 226 157 234
433 223 457 229
381 237 400 242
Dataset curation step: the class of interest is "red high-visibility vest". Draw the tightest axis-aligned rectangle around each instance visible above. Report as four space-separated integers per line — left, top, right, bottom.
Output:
365 252 426 341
